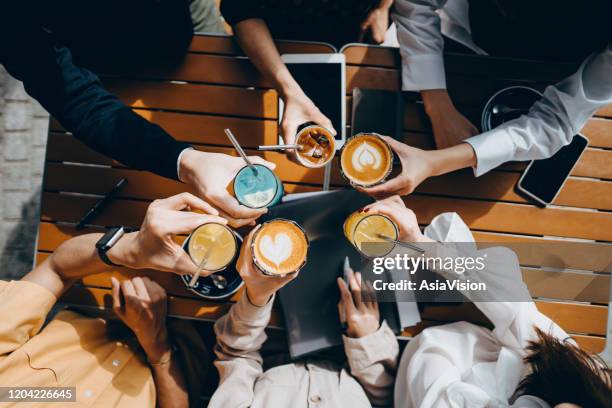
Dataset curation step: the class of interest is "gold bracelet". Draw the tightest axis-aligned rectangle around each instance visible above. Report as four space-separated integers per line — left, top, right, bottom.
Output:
147 348 173 366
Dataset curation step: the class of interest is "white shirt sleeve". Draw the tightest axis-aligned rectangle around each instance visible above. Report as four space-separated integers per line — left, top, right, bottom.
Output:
392 0 449 91
424 213 571 349
465 45 612 176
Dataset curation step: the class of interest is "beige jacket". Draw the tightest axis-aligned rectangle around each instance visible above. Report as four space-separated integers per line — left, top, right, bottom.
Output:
209 294 399 408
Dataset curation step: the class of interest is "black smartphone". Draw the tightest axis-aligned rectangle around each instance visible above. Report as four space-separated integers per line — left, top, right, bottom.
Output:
517 134 588 206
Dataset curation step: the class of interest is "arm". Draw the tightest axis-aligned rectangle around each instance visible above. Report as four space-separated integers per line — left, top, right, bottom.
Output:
365 197 570 350
338 266 399 406
111 277 188 408
393 0 479 148
23 192 226 298
210 228 297 408
465 45 612 176
228 16 335 147
362 136 476 197
1 24 190 180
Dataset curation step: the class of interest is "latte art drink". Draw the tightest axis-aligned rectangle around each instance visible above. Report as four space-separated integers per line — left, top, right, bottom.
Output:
251 219 309 276
295 125 335 168
186 223 238 271
344 211 398 257
340 133 393 187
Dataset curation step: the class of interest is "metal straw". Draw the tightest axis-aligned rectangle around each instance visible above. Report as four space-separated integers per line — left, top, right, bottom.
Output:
258 144 302 151
224 128 257 175
376 234 425 253
189 238 218 287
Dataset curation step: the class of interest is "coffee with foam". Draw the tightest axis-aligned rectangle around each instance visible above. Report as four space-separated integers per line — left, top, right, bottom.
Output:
340 133 393 187
252 219 308 276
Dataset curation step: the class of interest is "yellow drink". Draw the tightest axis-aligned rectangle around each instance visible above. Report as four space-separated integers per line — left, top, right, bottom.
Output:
344 212 398 257
187 223 238 271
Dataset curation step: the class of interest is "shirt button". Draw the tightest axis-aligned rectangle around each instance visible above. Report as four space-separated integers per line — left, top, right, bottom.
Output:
84 390 93 398
112 359 120 367
309 395 322 404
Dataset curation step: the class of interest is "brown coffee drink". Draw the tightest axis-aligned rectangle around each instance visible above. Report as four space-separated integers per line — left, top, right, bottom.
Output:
295 125 335 168
340 133 393 187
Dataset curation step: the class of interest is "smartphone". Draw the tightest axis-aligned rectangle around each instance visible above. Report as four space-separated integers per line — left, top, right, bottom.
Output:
517 134 589 206
279 53 346 149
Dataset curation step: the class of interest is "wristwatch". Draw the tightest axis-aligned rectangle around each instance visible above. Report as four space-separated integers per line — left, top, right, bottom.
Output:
96 226 126 267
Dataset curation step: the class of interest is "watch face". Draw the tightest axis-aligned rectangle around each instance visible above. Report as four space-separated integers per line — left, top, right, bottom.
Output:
97 227 125 250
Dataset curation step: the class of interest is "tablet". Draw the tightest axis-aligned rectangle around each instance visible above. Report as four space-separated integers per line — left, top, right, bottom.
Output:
279 53 346 149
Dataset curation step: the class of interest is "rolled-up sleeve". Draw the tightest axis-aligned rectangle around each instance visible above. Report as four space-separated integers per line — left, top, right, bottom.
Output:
343 321 399 406
466 44 612 176
0 281 57 358
210 294 273 408
392 0 449 91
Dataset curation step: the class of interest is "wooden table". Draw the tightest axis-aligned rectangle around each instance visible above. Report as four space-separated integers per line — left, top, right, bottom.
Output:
37 34 612 353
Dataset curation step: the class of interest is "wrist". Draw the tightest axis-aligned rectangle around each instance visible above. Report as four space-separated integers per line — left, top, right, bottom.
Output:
246 287 272 307
139 331 171 363
421 89 452 117
178 148 202 184
106 232 139 268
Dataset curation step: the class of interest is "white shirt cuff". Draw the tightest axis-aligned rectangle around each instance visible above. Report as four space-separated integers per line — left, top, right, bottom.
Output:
400 54 447 91
176 147 194 182
464 129 517 177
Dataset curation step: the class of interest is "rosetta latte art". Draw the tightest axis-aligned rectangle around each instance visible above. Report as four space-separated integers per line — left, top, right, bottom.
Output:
259 233 292 266
352 142 382 172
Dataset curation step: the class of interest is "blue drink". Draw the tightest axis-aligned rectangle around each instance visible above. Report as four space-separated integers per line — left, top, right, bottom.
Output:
233 164 284 208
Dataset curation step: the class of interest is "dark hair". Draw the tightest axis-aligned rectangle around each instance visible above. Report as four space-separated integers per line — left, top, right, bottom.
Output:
516 328 612 407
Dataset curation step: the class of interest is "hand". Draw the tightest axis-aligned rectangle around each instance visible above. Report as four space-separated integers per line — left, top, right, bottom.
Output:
422 89 479 149
359 6 390 44
363 195 427 242
108 192 227 276
281 92 335 161
179 149 277 227
236 228 298 306
111 276 170 363
337 267 380 338
361 136 435 197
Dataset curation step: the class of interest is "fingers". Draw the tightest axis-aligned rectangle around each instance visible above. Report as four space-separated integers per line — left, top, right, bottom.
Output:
362 174 410 197
337 277 357 315
171 212 228 235
315 113 336 136
132 277 151 301
153 192 219 215
281 120 298 145
337 300 346 324
348 269 362 307
249 155 276 171
111 277 124 316
211 192 267 220
121 279 136 297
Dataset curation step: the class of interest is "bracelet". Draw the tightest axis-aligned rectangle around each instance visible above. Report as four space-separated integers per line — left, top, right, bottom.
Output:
147 348 173 366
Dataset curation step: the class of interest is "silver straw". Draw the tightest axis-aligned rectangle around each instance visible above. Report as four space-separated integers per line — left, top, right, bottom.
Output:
258 144 302 151
376 234 425 253
224 128 257 175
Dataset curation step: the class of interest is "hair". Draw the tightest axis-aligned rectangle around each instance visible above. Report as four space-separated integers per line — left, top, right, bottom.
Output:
516 328 612 407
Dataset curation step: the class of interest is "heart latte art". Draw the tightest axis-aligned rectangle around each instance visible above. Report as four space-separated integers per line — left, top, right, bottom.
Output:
341 134 392 187
253 220 308 275
352 142 382 172
259 233 292 267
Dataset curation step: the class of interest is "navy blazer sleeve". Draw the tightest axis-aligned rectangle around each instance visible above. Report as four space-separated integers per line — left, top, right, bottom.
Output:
1 24 191 180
